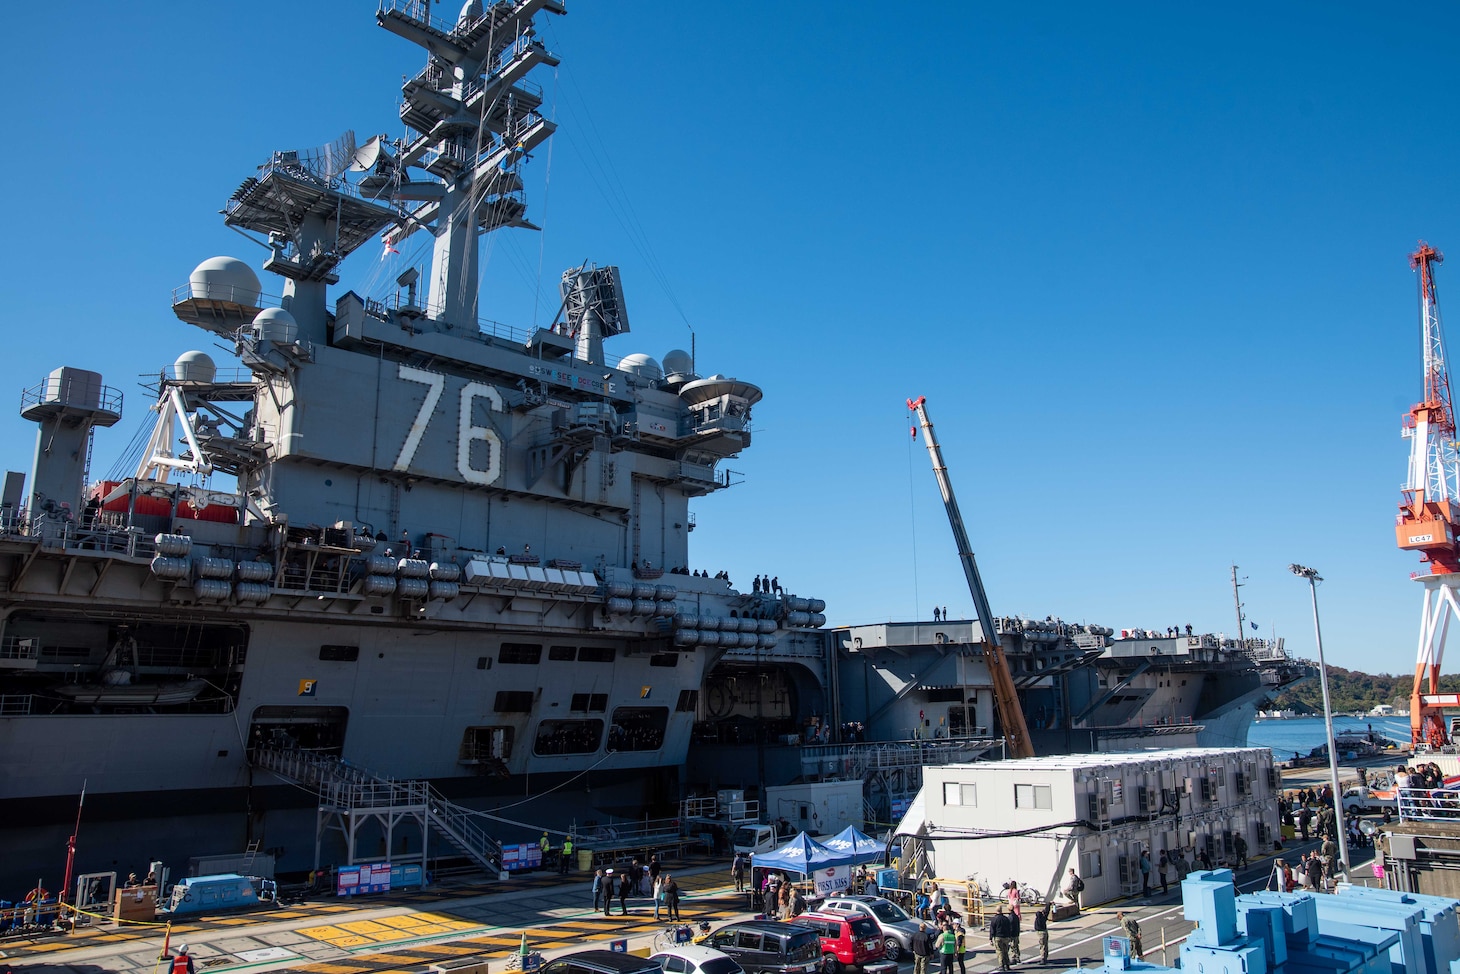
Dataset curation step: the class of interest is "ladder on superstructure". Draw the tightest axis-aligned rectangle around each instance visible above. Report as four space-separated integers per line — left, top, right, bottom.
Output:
250 746 503 878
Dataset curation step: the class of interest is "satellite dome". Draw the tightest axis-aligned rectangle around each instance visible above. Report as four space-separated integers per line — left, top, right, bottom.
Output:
189 257 261 307
618 353 663 381
458 0 483 24
174 351 217 385
662 349 694 377
252 306 298 343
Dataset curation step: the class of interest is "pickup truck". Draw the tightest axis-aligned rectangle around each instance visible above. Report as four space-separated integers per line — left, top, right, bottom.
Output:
1342 785 1398 814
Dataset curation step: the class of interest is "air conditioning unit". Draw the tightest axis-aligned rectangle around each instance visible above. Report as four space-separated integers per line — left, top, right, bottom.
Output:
1087 793 1108 823
1137 786 1151 813
1267 768 1279 790
1203 834 1216 859
1258 823 1271 844
1117 855 1132 884
1234 771 1247 795
1199 777 1213 802
1222 831 1233 855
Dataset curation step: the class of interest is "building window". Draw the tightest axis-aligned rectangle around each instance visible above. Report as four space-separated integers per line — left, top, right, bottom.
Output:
548 645 576 661
578 646 616 663
499 643 543 665
493 690 534 713
1082 850 1103 877
944 782 977 806
1015 783 1053 809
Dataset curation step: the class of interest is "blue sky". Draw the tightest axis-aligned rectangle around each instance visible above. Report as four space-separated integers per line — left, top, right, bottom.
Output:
5 2 1458 673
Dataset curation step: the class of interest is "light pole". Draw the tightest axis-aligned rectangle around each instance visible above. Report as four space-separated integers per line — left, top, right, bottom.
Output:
1289 563 1350 875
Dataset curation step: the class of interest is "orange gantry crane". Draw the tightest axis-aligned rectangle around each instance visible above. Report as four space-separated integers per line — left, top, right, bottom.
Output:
907 396 1034 758
1397 242 1460 747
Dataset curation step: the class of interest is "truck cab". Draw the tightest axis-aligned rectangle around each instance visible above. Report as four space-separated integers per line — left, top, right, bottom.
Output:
733 824 779 855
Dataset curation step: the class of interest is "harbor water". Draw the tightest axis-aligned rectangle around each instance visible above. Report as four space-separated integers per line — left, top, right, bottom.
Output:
1248 715 1412 761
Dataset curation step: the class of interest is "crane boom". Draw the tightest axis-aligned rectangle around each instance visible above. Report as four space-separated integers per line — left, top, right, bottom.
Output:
907 396 1034 758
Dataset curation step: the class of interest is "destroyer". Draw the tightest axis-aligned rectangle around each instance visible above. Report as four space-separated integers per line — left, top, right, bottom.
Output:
0 0 825 889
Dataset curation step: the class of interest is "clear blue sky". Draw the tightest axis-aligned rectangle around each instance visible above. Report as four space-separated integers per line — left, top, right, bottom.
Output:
4 2 1457 673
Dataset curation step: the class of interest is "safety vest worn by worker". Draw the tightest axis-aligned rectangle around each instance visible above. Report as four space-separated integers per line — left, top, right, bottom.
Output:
171 954 193 974
564 838 574 856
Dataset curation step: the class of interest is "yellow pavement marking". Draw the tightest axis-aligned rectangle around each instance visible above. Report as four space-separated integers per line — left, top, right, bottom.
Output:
300 924 351 939
339 920 393 935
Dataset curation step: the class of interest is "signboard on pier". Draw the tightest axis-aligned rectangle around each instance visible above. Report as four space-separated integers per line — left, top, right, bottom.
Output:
337 861 392 896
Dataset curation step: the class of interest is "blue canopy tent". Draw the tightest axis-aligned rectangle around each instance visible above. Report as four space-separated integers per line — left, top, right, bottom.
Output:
751 832 851 875
821 826 886 865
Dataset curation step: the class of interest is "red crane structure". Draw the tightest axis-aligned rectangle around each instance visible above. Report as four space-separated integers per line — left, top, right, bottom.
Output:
1397 242 1460 747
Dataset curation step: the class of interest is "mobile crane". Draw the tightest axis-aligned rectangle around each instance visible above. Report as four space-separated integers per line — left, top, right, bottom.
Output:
907 396 1034 758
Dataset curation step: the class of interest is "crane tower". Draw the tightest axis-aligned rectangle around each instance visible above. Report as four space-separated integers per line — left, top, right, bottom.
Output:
1398 242 1460 747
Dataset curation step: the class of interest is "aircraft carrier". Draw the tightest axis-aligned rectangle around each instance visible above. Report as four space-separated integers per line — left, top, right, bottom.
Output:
0 0 1303 892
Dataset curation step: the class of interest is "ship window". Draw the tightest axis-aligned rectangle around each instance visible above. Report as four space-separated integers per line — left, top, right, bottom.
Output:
494 690 535 713
533 719 602 755
549 645 577 661
1015 783 1052 809
319 645 359 662
925 688 961 703
570 693 608 713
500 643 543 665
477 657 492 670
676 689 699 712
649 653 678 667
578 646 616 663
460 725 514 763
609 706 668 751
40 645 93 661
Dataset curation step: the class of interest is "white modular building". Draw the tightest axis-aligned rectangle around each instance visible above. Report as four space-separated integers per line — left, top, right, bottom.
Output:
896 747 1280 906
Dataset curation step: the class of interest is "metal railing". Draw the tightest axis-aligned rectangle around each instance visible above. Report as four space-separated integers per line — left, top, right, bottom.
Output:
250 746 503 871
1398 786 1460 822
0 637 38 663
20 376 123 416
0 694 34 715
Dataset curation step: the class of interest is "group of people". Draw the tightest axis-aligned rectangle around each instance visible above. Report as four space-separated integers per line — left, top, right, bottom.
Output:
1273 846 1339 894
1279 789 1339 842
590 856 681 920
752 870 807 919
750 575 782 594
910 916 969 974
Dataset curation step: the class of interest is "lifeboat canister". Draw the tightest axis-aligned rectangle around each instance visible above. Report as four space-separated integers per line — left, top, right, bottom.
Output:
429 580 460 600
674 629 700 647
397 577 429 599
154 534 192 557
655 584 677 601
194 579 232 601
150 556 189 579
363 575 397 596
236 561 273 582
234 581 270 602
605 597 634 614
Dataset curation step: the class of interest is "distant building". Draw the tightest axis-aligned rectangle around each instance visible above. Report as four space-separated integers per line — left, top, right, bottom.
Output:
896 747 1278 906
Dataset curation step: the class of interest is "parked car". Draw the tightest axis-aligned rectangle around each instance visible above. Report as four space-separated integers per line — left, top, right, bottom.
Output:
542 951 665 974
650 945 745 974
794 910 886 974
705 920 823 974
817 895 921 962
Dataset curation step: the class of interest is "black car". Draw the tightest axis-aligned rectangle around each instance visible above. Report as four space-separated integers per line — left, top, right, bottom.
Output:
705 921 823 974
542 951 665 974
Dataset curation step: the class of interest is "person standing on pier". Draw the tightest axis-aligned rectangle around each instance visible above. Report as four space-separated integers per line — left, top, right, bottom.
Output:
592 869 605 911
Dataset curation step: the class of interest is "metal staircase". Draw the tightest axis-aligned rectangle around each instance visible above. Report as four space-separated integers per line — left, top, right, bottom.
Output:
250 746 503 876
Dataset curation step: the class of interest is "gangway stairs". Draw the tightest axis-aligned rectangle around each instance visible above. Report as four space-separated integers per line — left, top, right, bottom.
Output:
250 746 503 878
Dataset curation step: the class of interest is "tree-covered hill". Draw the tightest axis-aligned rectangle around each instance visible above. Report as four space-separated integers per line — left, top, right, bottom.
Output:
1264 665 1460 714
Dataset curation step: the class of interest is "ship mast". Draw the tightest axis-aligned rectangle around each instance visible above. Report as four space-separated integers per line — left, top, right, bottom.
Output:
378 0 564 328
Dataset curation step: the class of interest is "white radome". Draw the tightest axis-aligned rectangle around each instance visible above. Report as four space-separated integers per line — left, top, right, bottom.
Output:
189 256 261 307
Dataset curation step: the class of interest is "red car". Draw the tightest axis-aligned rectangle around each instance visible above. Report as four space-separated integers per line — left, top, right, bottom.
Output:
792 910 886 974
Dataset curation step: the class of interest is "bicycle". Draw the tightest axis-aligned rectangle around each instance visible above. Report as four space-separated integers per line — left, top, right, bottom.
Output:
506 950 545 971
1016 884 1045 906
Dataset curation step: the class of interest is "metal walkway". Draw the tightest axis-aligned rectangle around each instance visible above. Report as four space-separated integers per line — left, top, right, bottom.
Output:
250 746 503 876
